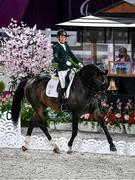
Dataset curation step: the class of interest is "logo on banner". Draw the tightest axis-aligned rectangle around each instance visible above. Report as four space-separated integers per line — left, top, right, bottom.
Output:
80 0 91 16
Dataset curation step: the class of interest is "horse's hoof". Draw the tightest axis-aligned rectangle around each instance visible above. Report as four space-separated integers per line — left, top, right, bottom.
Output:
53 148 60 154
67 150 73 154
22 146 28 152
110 145 117 151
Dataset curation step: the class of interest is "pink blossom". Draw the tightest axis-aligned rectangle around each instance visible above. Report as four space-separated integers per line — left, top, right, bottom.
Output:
116 99 120 103
1 19 53 79
125 106 129 110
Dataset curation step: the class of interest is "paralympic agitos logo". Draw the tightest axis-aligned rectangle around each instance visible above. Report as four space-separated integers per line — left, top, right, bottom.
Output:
80 0 91 16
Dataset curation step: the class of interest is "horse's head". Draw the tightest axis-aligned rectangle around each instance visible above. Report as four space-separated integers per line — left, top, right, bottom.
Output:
78 64 108 100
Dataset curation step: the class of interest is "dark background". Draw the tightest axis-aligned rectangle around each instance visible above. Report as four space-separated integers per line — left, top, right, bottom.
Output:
0 0 122 29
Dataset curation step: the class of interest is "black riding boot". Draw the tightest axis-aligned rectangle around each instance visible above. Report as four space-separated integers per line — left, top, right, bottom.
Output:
58 88 69 112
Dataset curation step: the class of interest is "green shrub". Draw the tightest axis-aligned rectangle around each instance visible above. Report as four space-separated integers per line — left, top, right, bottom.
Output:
0 94 71 127
46 107 71 125
21 100 34 126
0 81 5 95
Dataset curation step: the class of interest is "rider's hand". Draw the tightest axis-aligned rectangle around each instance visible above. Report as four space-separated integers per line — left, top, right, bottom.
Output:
66 61 72 66
78 62 83 68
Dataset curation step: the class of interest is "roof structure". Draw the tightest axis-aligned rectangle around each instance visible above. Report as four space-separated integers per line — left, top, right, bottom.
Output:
125 0 135 5
58 15 135 28
95 0 135 16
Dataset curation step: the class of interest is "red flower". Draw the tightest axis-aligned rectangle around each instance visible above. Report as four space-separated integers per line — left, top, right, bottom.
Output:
109 121 113 126
129 116 135 124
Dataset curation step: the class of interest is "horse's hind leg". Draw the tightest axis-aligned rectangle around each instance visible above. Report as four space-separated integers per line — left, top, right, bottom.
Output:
94 110 117 151
36 107 60 153
67 114 78 154
22 116 36 151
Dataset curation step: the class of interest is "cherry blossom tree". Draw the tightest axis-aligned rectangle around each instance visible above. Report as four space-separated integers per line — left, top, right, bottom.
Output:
1 19 53 80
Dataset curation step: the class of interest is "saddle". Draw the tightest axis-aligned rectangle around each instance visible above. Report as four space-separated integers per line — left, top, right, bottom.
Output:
46 69 75 98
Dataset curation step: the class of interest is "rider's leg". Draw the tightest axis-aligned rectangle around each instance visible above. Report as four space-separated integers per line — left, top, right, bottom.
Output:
58 70 69 111
58 87 65 104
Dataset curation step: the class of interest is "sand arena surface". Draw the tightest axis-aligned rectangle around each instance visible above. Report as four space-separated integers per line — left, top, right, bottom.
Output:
0 129 135 179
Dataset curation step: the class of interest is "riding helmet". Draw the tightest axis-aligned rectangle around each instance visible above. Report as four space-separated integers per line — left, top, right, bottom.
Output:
57 29 68 37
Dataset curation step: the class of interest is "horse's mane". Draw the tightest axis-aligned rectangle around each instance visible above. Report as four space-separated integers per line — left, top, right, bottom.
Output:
34 74 51 84
78 64 105 76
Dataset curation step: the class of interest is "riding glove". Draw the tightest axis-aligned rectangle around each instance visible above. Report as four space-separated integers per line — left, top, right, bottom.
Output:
66 61 72 66
78 63 83 68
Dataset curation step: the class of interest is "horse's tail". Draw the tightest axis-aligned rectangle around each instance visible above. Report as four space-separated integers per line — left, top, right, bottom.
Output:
11 78 28 124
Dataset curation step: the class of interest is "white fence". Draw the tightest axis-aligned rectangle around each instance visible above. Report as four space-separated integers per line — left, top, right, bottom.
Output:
0 112 21 148
1 112 135 156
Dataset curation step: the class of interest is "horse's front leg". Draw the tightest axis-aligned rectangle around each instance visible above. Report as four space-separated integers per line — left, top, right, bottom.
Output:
67 114 78 154
39 121 60 154
94 110 117 151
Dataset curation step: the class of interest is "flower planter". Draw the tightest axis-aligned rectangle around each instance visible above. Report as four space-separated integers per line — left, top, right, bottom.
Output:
55 123 72 131
78 122 98 132
49 123 56 130
107 123 124 134
124 124 135 135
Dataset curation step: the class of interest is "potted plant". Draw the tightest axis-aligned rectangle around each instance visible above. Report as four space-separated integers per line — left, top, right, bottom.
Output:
79 113 98 132
123 99 135 135
100 99 124 133
47 108 72 130
0 91 12 118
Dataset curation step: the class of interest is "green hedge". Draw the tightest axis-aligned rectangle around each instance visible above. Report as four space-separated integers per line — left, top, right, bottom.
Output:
21 106 71 127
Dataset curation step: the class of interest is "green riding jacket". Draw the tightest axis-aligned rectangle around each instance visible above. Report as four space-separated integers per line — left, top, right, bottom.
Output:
52 42 79 71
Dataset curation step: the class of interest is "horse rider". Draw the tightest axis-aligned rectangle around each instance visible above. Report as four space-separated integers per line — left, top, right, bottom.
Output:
52 29 83 111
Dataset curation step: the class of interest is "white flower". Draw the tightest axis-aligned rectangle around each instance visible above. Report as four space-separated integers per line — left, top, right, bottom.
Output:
84 113 90 119
115 113 121 118
124 114 130 120
80 113 90 119
102 103 107 107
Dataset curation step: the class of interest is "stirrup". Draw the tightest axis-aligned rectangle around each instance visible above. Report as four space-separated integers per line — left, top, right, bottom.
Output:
61 103 69 112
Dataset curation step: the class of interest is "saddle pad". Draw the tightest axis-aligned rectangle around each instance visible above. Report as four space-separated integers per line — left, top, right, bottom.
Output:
46 70 75 98
46 78 59 97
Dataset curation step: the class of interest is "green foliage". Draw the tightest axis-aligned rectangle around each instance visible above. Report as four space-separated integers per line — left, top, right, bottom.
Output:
52 63 58 70
0 92 12 117
0 81 5 95
0 92 71 126
69 59 80 69
8 75 18 91
21 100 34 126
46 107 71 124
20 105 71 126
0 99 11 116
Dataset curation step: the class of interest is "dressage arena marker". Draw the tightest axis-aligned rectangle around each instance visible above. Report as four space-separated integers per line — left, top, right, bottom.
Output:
1 112 135 156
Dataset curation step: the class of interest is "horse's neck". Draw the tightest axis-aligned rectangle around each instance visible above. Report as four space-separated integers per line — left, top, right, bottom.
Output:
72 74 94 98
75 73 95 94
70 74 97 113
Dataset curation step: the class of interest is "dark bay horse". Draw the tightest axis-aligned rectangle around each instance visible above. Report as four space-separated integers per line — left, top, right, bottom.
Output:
11 64 117 153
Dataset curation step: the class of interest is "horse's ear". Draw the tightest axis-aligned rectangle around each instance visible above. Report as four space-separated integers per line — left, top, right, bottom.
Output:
104 70 108 75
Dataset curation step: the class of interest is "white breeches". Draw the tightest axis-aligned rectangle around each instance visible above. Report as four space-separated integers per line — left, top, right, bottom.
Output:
58 70 70 88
